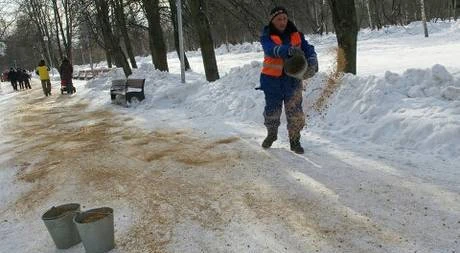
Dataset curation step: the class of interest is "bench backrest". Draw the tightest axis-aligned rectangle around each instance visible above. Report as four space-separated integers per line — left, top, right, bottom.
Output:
73 68 113 80
111 79 126 89
126 79 145 89
77 71 87 79
85 71 94 79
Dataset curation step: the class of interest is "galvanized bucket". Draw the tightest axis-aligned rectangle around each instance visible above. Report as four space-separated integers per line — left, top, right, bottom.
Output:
74 207 114 253
42 203 81 249
284 54 308 80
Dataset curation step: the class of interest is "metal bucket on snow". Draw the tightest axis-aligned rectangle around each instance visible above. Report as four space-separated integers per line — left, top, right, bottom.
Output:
74 207 115 253
42 203 81 249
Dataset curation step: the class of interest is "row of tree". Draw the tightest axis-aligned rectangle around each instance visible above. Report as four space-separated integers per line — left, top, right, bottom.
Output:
0 0 459 79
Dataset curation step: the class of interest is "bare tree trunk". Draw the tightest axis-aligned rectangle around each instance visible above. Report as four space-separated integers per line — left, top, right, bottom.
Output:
28 0 58 67
371 0 382 29
141 0 169 71
189 0 219 82
112 0 137 68
420 0 429 37
321 0 328 34
64 0 73 61
95 0 131 76
455 0 459 20
313 0 319 30
52 0 73 61
328 0 359 74
52 0 63 59
365 0 373 29
106 51 113 68
53 12 64 60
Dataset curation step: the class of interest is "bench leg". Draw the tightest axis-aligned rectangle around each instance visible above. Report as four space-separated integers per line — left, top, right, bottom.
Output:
126 93 145 103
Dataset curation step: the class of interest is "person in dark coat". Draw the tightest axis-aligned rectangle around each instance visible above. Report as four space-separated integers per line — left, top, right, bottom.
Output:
8 68 18 91
59 57 75 94
259 6 318 154
23 69 32 89
17 68 25 90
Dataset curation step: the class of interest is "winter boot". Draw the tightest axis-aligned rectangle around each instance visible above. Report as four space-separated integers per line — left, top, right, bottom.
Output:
289 134 304 154
262 128 278 149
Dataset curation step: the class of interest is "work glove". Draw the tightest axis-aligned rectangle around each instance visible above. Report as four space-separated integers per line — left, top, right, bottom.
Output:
288 47 304 57
307 57 318 69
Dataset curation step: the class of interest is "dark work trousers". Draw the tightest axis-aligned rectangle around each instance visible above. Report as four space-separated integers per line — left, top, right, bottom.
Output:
41 79 51 96
262 81 305 137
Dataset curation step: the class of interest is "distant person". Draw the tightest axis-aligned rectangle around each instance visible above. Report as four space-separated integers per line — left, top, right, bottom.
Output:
59 57 75 94
0 71 6 82
23 69 32 89
17 68 25 90
259 6 318 154
8 68 18 91
36 60 51 96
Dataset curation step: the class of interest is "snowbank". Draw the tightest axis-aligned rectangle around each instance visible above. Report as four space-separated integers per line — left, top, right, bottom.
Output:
81 58 460 160
305 64 460 157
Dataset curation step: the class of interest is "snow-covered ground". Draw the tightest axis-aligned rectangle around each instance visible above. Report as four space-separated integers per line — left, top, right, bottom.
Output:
1 20 460 252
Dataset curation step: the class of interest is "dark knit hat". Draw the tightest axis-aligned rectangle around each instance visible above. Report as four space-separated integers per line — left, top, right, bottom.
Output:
269 6 288 22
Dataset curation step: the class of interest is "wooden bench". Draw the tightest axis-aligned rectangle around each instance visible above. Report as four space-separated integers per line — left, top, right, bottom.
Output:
110 79 145 105
77 71 87 80
85 71 94 80
73 69 112 80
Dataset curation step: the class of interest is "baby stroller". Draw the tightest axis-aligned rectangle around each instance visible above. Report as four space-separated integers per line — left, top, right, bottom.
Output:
61 79 76 94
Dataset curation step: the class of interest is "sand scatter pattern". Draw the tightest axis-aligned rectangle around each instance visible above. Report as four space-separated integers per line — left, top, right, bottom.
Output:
0 90 407 252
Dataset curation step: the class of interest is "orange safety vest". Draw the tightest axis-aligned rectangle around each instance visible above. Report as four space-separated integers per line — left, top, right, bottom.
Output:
262 32 302 77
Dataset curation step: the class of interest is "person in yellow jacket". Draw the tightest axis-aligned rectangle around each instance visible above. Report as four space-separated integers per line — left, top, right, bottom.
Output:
36 59 52 96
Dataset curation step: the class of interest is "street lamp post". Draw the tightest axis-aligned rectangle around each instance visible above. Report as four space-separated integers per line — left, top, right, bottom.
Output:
43 36 53 76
